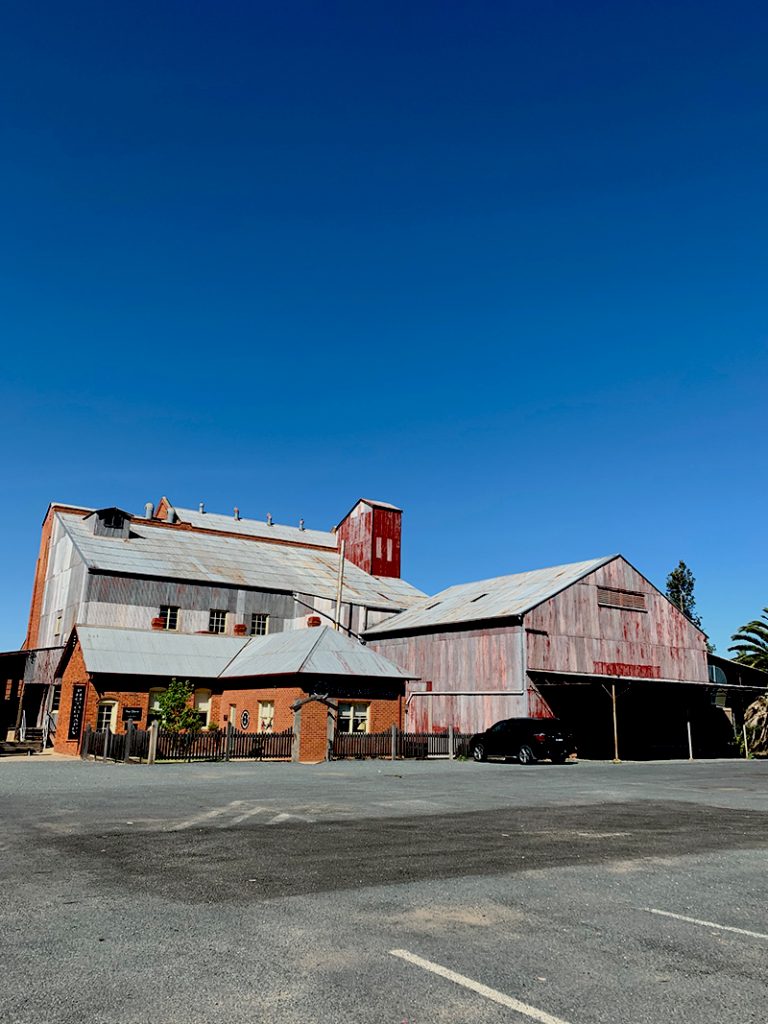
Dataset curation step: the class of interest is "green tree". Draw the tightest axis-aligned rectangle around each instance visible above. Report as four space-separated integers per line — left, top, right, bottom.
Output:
665 561 703 629
156 678 202 733
729 608 768 672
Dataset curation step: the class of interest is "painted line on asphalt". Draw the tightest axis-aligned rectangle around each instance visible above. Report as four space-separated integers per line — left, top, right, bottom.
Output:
167 800 247 830
645 908 768 941
389 949 572 1024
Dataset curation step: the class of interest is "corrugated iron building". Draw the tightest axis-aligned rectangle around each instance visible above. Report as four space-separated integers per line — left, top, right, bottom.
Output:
4 495 422 757
365 555 749 758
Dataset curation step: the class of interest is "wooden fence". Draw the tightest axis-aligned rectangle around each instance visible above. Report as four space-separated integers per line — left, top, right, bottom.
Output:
80 724 151 763
332 729 474 760
156 727 293 762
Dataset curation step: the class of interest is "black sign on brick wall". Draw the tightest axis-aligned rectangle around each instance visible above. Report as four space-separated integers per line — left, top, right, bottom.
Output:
68 685 86 741
122 707 142 722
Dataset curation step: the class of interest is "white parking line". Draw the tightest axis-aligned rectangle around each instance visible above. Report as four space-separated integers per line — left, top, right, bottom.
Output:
645 908 768 941
389 949 573 1024
167 800 246 830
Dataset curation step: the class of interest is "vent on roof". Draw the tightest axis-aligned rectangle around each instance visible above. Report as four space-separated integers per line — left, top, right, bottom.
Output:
470 593 488 603
266 512 273 526
425 601 442 610
597 587 646 612
199 502 205 514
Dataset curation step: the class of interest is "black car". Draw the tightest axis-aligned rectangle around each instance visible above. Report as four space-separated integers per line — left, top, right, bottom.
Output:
469 717 574 765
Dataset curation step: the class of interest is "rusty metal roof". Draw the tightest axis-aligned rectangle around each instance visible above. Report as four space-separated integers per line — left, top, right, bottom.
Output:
364 556 618 635
59 511 425 610
174 506 338 548
221 626 413 679
74 626 248 678
73 625 412 680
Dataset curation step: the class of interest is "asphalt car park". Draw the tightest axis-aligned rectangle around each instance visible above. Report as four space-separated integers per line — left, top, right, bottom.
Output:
1 757 766 1023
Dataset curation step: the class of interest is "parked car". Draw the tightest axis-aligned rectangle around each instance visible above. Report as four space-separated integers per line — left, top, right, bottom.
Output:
469 717 574 765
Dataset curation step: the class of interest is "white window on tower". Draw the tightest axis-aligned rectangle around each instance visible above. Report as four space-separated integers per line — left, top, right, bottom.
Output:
54 611 63 637
375 537 382 559
258 700 275 732
337 702 370 734
386 539 393 562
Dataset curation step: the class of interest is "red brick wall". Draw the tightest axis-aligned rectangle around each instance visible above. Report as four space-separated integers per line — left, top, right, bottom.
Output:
24 508 56 650
219 686 302 732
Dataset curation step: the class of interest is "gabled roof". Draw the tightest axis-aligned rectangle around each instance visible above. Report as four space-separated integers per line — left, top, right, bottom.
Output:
364 556 617 636
221 626 413 679
56 510 425 611
71 626 248 678
64 625 413 681
333 497 402 530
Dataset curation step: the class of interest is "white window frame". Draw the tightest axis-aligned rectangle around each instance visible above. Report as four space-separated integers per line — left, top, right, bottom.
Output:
159 605 179 630
208 609 227 634
194 688 212 727
258 700 275 732
337 702 370 734
250 613 269 636
96 700 118 732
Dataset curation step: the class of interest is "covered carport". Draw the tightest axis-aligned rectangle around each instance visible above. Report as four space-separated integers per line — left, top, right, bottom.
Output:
531 671 758 760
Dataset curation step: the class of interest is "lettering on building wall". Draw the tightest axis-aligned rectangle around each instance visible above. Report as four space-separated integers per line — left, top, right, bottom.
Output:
67 685 86 740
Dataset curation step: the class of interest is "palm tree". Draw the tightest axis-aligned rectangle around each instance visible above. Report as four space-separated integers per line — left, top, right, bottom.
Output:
729 608 768 671
744 696 768 755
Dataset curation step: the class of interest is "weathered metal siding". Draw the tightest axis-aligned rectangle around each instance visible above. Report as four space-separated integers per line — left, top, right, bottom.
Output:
80 575 369 637
371 507 401 578
525 557 708 683
37 517 89 648
335 501 373 574
368 626 526 733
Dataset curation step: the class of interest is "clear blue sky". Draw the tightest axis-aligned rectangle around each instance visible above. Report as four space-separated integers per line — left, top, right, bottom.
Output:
1 0 766 653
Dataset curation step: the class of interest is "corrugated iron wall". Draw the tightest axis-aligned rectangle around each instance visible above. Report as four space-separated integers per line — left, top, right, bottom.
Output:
525 559 709 683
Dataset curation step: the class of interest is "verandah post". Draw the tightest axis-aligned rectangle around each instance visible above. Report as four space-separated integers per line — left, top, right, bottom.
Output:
147 720 158 765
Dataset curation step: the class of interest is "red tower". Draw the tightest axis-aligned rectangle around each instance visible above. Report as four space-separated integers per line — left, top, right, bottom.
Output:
333 499 402 578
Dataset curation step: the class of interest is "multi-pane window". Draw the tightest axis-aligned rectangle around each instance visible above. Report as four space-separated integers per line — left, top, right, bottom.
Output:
159 605 179 630
208 609 227 634
96 701 117 731
258 700 275 732
194 689 212 727
54 611 63 637
337 702 369 734
50 685 62 712
250 613 269 636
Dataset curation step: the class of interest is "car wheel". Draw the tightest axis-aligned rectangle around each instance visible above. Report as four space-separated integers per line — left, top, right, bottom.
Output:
517 744 536 765
472 743 486 762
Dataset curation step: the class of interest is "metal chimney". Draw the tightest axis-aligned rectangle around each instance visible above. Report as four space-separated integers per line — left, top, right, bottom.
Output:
266 512 273 526
144 501 154 519
234 507 240 521
199 502 205 514
299 518 305 531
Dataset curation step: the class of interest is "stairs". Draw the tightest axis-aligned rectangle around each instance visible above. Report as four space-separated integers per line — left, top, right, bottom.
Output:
0 727 45 757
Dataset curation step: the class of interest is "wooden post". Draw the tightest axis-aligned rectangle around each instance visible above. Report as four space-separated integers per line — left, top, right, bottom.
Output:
686 720 694 761
81 723 92 760
449 724 455 760
611 683 620 764
391 723 397 761
103 730 110 764
225 720 233 762
743 723 750 759
334 540 346 630
124 721 134 763
147 720 158 765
